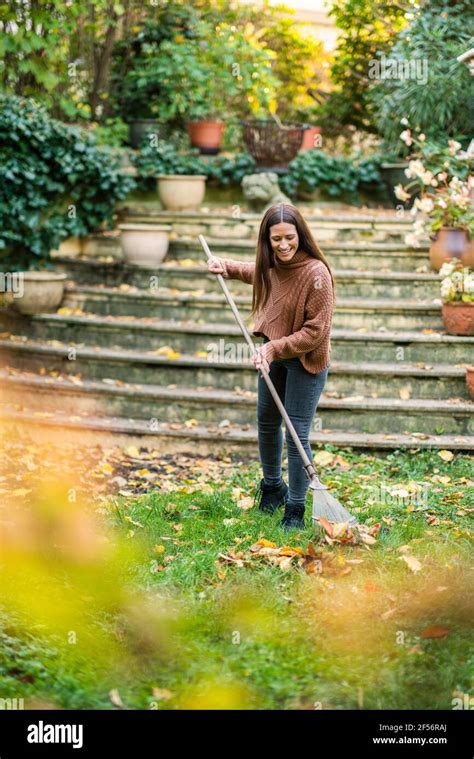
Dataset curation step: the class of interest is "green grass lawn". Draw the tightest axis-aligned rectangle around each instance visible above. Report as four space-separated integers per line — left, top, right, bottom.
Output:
0 445 472 710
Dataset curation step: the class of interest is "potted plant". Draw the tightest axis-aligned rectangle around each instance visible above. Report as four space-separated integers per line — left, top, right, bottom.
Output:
186 100 225 155
132 140 207 211
0 96 134 314
399 132 474 269
439 260 474 336
119 224 172 266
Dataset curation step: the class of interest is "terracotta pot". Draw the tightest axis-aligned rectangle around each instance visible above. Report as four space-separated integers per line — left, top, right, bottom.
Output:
119 224 171 267
157 175 207 211
12 271 67 315
466 366 474 400
429 227 474 272
300 126 322 151
442 302 474 336
187 121 224 154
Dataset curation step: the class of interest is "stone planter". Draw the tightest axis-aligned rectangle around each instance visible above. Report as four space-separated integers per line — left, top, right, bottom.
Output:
442 302 474 336
157 175 207 211
429 227 474 272
12 271 67 315
187 121 224 154
466 366 474 400
119 224 171 266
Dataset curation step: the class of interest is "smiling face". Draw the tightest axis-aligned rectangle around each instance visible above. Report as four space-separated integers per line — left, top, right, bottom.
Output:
269 222 299 262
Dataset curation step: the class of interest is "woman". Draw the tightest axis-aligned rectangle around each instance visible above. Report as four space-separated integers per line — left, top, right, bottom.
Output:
207 203 335 530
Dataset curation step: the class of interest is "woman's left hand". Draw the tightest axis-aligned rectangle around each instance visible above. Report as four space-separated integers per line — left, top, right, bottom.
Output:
252 345 271 373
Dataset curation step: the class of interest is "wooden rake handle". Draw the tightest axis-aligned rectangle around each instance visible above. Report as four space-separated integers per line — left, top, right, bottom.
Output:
198 234 319 483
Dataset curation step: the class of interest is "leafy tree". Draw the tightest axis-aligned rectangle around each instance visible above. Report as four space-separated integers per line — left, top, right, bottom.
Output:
372 0 474 152
0 0 141 120
318 0 413 136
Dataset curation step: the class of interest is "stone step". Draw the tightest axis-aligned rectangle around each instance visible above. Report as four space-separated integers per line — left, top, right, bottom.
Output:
169 239 429 271
53 257 440 298
1 312 471 363
117 206 419 243
1 369 472 436
0 340 470 400
61 287 443 331
53 236 430 273
1 403 472 451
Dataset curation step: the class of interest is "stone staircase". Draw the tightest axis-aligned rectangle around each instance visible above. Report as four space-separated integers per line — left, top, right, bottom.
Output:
0 209 473 452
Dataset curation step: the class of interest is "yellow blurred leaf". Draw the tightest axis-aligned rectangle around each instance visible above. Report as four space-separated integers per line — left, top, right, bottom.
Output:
399 555 422 573
438 450 454 462
313 450 335 467
125 446 141 458
152 687 174 701
109 689 124 708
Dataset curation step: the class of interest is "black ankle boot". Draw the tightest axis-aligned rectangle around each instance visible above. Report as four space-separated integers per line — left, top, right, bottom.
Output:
254 478 288 514
281 501 305 530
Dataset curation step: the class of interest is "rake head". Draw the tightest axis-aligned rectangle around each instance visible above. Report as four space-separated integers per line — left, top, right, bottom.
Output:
309 476 359 528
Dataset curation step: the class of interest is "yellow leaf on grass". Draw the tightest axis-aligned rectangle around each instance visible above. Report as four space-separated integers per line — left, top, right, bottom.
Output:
313 450 335 467
438 450 454 462
109 689 124 708
250 539 277 552
420 625 449 639
236 496 253 510
152 688 174 701
399 555 422 573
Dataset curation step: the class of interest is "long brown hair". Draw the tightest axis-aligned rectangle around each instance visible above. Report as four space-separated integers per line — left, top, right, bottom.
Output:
251 203 335 316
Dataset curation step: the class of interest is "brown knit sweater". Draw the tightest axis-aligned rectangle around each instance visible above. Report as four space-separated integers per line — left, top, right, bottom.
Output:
220 248 334 374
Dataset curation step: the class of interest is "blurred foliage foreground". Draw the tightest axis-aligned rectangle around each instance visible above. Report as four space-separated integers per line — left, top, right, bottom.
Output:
0 432 472 710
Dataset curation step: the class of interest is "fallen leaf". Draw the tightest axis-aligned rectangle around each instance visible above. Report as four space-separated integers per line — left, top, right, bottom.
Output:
399 555 422 573
109 689 124 708
438 450 454 462
250 539 277 551
152 688 174 701
313 450 335 467
420 625 450 639
236 496 253 510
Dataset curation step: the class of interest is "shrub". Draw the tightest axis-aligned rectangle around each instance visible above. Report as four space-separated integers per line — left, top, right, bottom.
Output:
205 153 257 186
132 141 257 190
280 150 384 200
0 96 135 271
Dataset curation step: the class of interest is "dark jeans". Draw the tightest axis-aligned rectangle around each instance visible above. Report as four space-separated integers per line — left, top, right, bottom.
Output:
257 336 329 507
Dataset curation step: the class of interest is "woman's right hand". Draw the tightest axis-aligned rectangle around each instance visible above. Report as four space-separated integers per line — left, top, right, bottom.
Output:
207 256 226 275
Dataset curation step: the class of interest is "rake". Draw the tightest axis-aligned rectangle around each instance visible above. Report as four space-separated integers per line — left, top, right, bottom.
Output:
199 234 358 530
